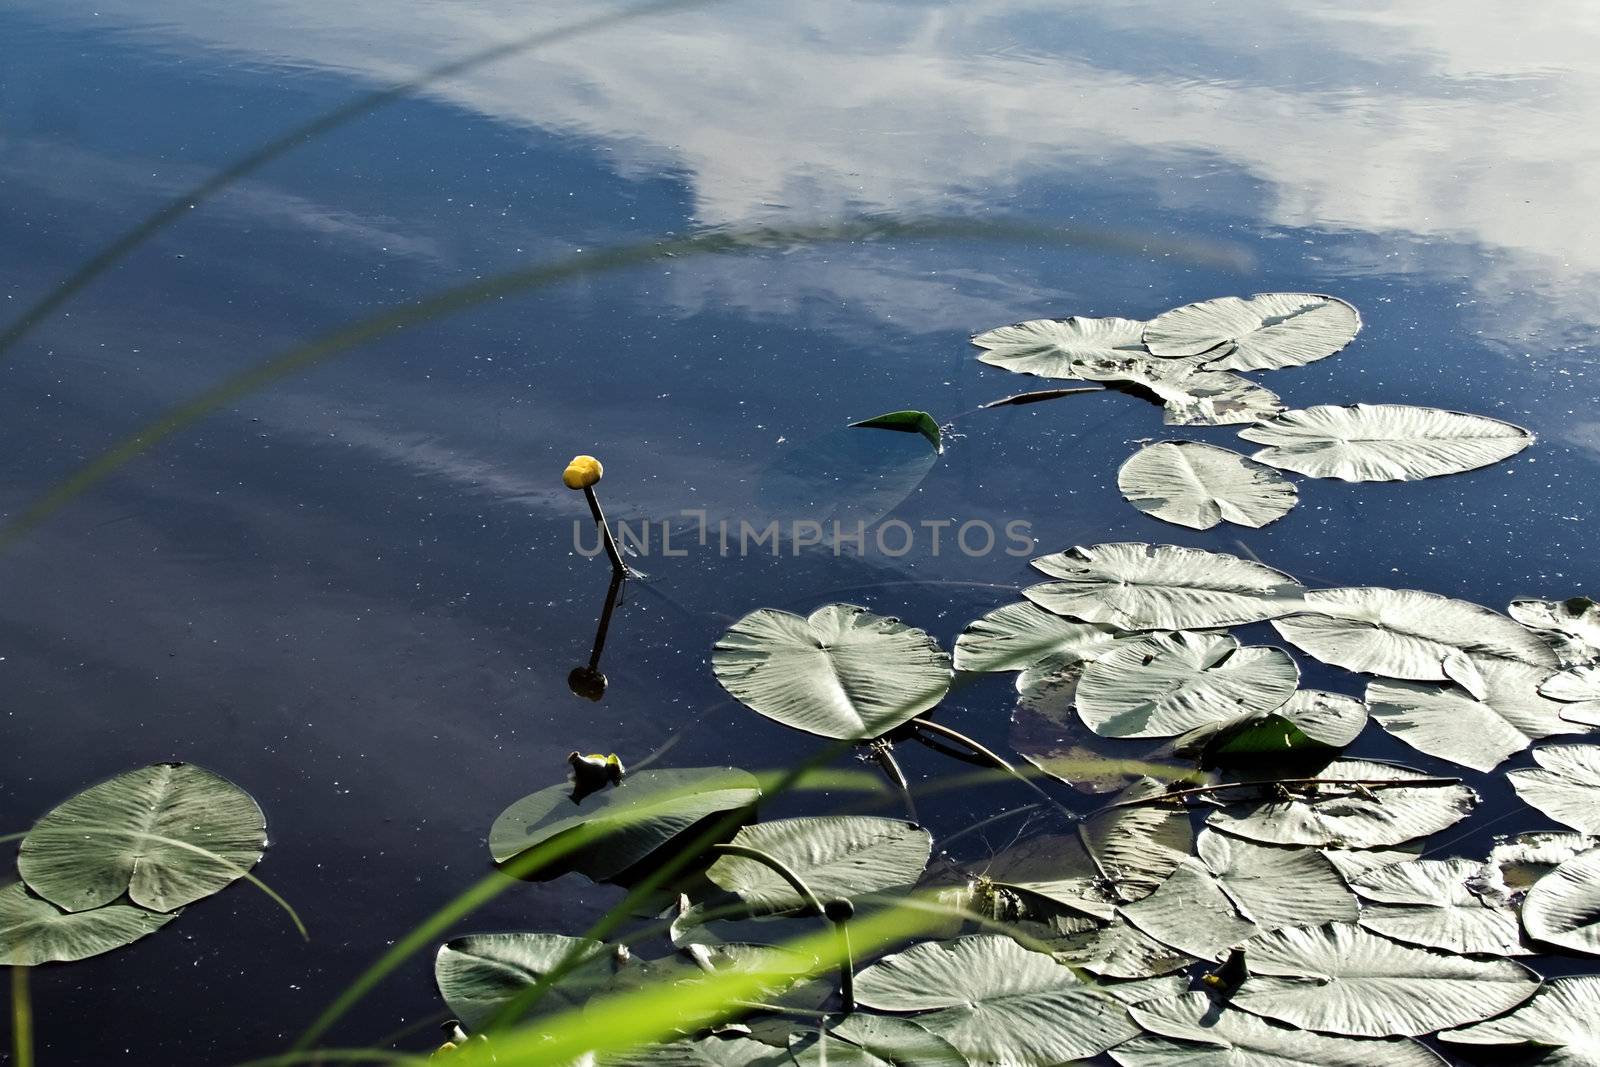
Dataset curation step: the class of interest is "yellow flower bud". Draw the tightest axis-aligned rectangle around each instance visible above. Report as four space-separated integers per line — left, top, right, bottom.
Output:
563 455 603 490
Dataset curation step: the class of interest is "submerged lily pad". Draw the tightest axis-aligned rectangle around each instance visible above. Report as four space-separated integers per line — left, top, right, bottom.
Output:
1075 632 1299 739
0 882 177 965
953 601 1125 675
1522 848 1600 955
434 932 613 1030
1229 922 1540 1037
1272 587 1557 698
488 767 761 877
18 763 266 914
972 316 1147 379
706 817 931 914
1072 352 1285 427
1366 658 1587 772
713 605 952 740
1117 441 1298 531
1238 403 1534 482
1025 542 1304 631
1143 293 1361 371
1205 758 1477 848
1352 857 1528 956
853 935 1138 1065
1441 975 1600 1066
1507 744 1600 834
1114 991 1446 1067
850 410 943 454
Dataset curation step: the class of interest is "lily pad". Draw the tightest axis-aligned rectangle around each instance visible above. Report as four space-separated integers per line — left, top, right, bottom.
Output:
713 605 952 740
1441 975 1600 1067
1075 632 1299 739
0 882 178 965
1238 403 1534 482
972 316 1147 380
1205 758 1477 848
1025 543 1304 631
850 410 943 454
953 601 1125 675
18 763 267 914
488 767 762 877
1352 857 1529 956
1510 596 1600 665
1540 665 1600 726
1117 441 1297 531
1229 922 1540 1037
706 817 931 914
1366 658 1587 772
853 935 1139 1065
1143 293 1361 371
1507 744 1600 834
1071 352 1285 427
1522 848 1600 955
435 932 613 1030
1114 991 1446 1067
1272 587 1557 698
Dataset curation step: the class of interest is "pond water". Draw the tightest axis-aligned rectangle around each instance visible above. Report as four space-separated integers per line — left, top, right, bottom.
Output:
2 1 1599 1063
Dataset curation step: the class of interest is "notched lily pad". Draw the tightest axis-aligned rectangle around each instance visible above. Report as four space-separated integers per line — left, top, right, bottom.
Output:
713 604 952 740
1143 292 1361 371
18 762 267 914
1118 440 1297 531
1025 542 1304 631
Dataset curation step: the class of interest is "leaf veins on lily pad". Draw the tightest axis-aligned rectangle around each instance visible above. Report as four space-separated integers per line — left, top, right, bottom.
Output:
1238 403 1533 482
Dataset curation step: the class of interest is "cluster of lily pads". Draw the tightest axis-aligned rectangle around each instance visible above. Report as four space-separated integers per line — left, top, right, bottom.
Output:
1 763 267 965
425 293 1600 1064
439 538 1600 1064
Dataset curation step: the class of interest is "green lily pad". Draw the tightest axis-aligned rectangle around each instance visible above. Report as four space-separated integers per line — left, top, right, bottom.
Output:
488 767 761 878
713 605 952 740
0 882 177 965
18 763 266 914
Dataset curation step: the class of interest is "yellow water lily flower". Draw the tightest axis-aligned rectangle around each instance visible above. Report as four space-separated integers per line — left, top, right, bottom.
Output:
563 455 603 489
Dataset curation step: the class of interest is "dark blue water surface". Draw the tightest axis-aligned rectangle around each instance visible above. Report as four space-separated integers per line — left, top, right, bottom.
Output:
2 2 1598 1063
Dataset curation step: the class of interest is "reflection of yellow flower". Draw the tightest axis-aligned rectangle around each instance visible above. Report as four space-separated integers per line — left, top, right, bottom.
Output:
563 454 604 489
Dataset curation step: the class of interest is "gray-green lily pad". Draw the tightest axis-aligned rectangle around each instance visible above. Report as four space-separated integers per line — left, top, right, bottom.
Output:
1025 542 1304 632
1522 848 1600 956
972 315 1148 380
18 763 266 914
488 767 761 877
1205 758 1477 848
853 935 1138 1065
1271 587 1557 698
1441 975 1600 1067
435 932 614 1031
952 601 1126 675
1352 857 1529 956
1118 441 1297 531
1508 744 1600 834
706 816 931 914
828 1014 969 1066
1238 403 1534 482
1367 658 1587 772
1143 292 1361 371
1114 990 1447 1067
1076 631 1298 739
713 605 952 740
1229 922 1540 1037
0 882 178 965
